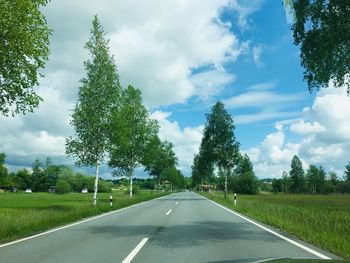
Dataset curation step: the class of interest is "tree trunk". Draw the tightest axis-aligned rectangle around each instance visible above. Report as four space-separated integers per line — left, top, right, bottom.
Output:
224 168 227 198
129 173 133 199
92 161 99 205
158 177 160 192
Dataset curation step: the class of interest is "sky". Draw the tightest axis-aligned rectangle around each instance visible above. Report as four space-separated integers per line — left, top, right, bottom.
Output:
1 0 350 179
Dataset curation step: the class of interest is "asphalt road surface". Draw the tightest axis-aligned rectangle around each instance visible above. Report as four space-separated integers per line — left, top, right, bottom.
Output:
0 192 340 263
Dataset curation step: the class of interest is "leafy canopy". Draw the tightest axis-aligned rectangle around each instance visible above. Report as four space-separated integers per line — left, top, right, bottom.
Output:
201 101 240 169
291 0 350 92
0 0 51 116
108 85 159 176
289 155 305 192
143 137 178 181
66 15 121 167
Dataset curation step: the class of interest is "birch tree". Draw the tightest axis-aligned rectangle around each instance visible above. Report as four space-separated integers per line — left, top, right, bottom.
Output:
288 0 350 92
201 101 240 198
108 85 158 198
66 16 120 205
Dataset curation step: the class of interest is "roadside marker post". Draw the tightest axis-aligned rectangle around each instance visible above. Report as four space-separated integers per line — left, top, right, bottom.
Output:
234 193 237 206
109 195 113 207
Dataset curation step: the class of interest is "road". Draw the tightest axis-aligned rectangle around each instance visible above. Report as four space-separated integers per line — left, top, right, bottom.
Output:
0 192 339 263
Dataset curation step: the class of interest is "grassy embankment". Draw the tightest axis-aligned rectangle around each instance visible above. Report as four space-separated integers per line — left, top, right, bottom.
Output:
0 190 168 244
201 192 350 260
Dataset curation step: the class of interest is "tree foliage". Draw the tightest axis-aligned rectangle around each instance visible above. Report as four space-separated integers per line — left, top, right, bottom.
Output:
0 154 112 192
55 179 71 194
0 0 51 116
161 166 185 191
291 0 350 92
65 16 120 204
345 162 350 181
199 101 240 197
66 15 120 167
0 153 10 189
108 85 158 197
290 155 305 193
281 171 292 194
201 102 240 170
232 154 258 194
191 152 214 186
143 137 177 189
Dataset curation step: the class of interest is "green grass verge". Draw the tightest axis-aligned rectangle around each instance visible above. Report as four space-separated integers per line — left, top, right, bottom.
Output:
201 192 350 260
0 190 169 244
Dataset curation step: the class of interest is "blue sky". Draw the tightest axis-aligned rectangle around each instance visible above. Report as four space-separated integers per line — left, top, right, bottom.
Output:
1 0 350 179
160 0 314 149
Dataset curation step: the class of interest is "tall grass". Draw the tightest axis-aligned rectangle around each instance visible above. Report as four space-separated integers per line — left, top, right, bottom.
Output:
0 190 168 243
201 192 350 260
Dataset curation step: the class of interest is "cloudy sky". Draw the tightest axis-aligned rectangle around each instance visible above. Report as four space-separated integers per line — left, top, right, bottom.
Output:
1 0 350 179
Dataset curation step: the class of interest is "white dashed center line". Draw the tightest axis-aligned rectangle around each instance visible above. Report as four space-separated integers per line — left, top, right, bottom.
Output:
166 209 172 216
122 237 149 263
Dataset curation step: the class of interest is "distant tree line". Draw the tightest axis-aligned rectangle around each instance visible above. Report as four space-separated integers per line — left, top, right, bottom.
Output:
191 102 258 195
0 152 186 194
0 154 112 194
271 155 350 194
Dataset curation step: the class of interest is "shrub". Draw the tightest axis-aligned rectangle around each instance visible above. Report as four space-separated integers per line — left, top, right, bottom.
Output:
55 180 71 194
125 185 139 195
98 180 112 193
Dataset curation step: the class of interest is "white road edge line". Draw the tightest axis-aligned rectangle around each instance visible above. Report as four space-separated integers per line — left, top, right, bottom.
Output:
201 196 331 260
252 257 283 263
166 209 172 216
122 237 149 263
0 194 171 249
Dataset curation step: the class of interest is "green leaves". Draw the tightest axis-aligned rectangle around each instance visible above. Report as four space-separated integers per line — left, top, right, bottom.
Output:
65 16 177 198
290 155 305 193
291 0 350 92
108 85 159 176
200 101 240 170
66 16 121 167
143 138 178 182
0 0 51 116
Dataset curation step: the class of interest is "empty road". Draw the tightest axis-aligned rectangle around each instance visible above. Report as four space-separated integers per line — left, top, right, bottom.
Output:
0 192 338 263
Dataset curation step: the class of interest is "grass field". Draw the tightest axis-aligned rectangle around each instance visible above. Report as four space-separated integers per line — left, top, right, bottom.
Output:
201 192 350 260
0 190 168 244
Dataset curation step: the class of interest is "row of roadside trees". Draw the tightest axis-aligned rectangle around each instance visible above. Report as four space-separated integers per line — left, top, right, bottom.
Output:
191 102 258 196
272 155 350 194
0 13 182 201
65 16 182 203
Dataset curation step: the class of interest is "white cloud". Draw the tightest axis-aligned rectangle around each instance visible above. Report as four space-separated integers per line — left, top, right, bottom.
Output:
224 91 303 109
235 111 300 124
2 1 256 172
290 120 326 135
252 45 263 67
248 82 277 91
245 87 350 178
0 87 72 168
42 0 247 107
228 0 263 31
190 69 236 101
151 111 204 175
